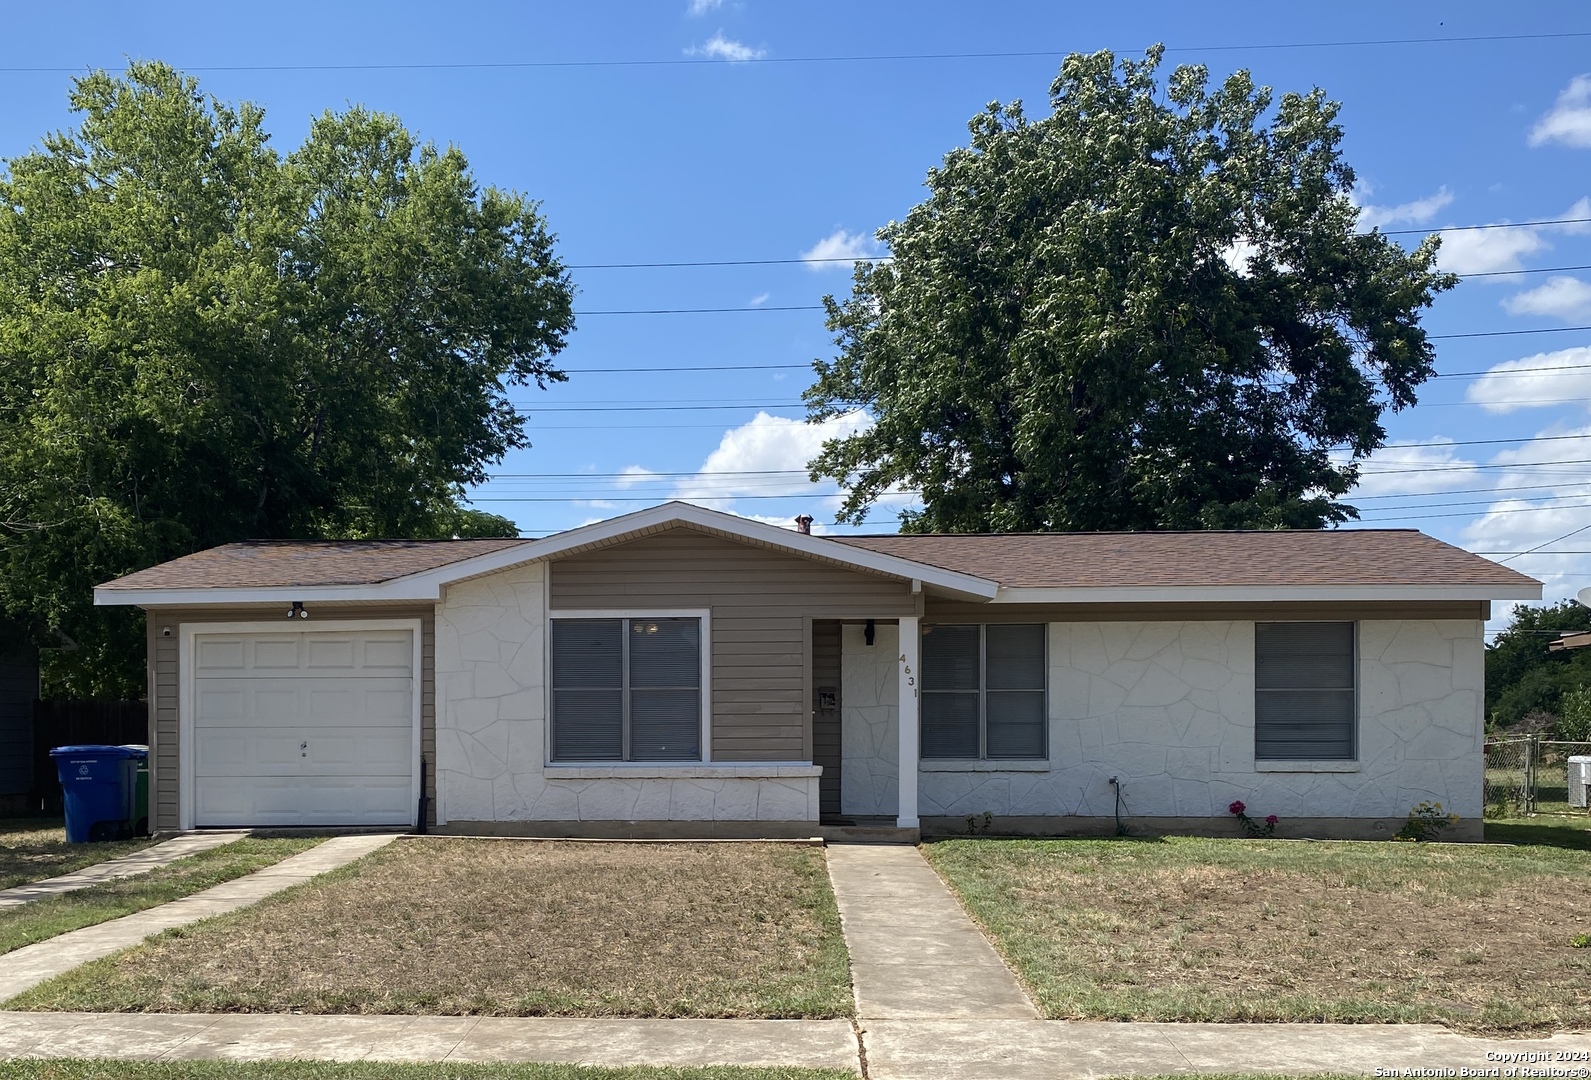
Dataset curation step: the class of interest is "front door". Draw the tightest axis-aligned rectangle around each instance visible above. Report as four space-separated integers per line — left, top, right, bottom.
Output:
812 619 843 820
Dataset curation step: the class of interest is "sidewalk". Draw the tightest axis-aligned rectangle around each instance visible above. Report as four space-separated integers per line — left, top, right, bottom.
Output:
1 1011 1587 1076
0 831 250 908
825 842 1038 1020
0 833 396 1001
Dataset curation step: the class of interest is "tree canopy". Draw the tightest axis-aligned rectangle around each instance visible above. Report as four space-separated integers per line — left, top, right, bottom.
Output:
0 63 574 696
804 47 1455 532
1485 601 1591 732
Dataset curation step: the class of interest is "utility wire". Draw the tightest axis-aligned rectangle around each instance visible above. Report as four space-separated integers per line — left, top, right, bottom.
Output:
1499 521 1591 564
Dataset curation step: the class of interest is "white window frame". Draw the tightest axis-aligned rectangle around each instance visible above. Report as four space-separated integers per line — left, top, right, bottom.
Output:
545 609 712 765
920 622 1049 762
177 618 424 832
1253 620 1360 764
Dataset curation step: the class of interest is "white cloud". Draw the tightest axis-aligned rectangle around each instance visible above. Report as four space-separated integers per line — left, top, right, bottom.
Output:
1348 438 1482 498
670 411 872 511
1220 238 1259 276
614 465 660 489
685 32 765 62
1502 276 1591 321
1435 223 1550 274
1464 346 1591 412
686 0 723 14
1560 195 1591 235
1529 74 1591 148
749 292 770 306
1356 186 1454 230
800 229 879 269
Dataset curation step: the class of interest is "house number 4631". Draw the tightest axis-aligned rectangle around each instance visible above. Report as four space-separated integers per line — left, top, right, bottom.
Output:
899 656 919 698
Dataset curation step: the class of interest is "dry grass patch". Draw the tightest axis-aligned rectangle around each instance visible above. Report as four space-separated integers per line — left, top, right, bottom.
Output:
0 819 158 890
9 838 852 1018
923 836 1591 1033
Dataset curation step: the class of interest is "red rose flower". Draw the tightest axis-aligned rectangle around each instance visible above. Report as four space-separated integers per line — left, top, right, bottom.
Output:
1265 815 1279 826
1228 800 1246 816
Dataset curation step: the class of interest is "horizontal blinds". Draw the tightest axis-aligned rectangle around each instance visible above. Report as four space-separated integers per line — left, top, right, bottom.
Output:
922 623 1047 760
629 618 701 761
551 620 624 762
1255 623 1355 761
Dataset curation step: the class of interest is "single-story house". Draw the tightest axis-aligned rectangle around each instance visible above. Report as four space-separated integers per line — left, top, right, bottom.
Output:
94 502 1540 841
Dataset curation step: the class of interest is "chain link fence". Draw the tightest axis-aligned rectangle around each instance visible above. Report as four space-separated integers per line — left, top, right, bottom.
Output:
1484 735 1591 817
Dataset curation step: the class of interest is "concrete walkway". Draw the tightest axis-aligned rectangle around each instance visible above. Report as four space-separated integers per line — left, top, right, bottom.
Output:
0 1013 861 1071
825 842 1039 1020
0 831 251 908
0 833 396 1001
1 1012 1588 1076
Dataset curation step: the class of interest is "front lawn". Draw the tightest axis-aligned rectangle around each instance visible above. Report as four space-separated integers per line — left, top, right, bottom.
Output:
0 819 158 891
923 835 1591 1033
8 838 853 1018
0 1063 853 1080
0 836 321 954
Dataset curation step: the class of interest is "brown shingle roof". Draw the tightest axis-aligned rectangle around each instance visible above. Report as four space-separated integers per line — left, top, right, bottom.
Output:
98 538 529 591
833 530 1537 589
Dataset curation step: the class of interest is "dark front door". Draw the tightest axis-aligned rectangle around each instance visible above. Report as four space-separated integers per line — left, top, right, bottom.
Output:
812 619 842 820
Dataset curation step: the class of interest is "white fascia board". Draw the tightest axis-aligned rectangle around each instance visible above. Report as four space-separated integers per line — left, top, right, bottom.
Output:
991 584 1543 604
96 501 1001 608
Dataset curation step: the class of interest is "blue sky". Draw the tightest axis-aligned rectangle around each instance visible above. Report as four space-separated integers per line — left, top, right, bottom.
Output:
4 2 1591 621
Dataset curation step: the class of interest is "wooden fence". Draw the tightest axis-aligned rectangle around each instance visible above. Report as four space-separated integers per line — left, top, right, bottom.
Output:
28 700 148 813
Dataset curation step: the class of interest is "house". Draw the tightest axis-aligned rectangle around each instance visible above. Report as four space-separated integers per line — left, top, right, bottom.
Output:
93 502 1540 841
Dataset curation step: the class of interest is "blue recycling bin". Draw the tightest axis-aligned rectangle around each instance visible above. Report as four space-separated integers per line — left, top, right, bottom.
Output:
50 745 147 843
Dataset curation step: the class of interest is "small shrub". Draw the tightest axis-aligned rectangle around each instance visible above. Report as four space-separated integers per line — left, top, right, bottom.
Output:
965 810 994 835
1395 801 1459 842
1570 932 1591 948
1558 687 1591 741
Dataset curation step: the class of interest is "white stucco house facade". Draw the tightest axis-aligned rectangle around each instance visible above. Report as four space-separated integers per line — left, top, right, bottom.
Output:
96 502 1539 840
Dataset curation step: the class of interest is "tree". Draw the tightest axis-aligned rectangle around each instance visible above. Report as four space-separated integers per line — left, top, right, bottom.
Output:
0 64 574 696
804 48 1454 532
1485 601 1591 730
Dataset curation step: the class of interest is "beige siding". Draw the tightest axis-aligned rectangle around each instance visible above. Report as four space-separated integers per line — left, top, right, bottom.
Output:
141 603 434 831
550 528 916 762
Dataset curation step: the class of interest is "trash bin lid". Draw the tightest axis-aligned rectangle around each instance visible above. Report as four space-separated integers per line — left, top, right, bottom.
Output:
48 744 144 758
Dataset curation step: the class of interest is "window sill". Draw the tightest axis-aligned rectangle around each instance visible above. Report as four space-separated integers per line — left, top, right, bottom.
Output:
919 759 1050 773
1254 760 1361 773
544 763 823 780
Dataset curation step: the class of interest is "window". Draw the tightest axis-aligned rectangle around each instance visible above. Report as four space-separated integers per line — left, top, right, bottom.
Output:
921 624 1046 759
551 617 702 762
1254 622 1356 761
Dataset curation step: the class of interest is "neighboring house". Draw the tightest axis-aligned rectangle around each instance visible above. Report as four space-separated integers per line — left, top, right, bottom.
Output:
94 502 1540 841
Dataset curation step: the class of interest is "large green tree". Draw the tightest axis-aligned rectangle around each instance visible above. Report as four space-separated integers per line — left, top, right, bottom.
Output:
0 64 574 696
1485 601 1591 731
805 48 1454 532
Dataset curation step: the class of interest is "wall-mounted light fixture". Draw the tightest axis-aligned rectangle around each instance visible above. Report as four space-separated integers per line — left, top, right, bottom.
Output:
160 626 172 637
287 602 308 620
864 619 875 646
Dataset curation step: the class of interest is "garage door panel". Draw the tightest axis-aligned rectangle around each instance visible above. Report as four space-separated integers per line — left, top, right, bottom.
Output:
195 775 412 827
191 628 415 827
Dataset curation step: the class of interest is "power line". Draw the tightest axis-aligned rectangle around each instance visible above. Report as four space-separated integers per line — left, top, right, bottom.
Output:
11 32 1589 76
1430 325 1591 340
574 304 820 315
569 256 1591 274
1500 521 1591 564
1457 264 1591 279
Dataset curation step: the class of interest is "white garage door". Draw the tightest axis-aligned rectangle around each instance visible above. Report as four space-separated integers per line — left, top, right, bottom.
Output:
191 628 416 827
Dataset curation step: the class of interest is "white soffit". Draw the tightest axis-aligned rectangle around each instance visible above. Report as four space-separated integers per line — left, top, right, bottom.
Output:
95 501 1001 607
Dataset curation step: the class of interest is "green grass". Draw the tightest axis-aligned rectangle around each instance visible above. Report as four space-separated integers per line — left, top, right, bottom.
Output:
0 836 322 954
0 1064 854 1080
922 835 1591 1033
0 819 159 891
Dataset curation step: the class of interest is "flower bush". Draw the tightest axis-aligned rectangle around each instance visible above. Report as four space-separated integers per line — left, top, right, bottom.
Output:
1228 800 1279 838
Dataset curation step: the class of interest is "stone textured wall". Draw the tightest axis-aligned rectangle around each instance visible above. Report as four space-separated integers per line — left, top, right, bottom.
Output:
901 620 1484 824
840 621 899 817
434 561 818 824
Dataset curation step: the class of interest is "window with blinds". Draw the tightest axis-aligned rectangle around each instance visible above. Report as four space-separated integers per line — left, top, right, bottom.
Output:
921 623 1046 760
551 617 702 762
1254 622 1356 761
